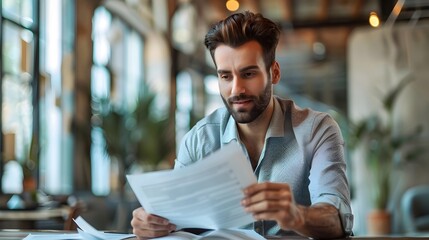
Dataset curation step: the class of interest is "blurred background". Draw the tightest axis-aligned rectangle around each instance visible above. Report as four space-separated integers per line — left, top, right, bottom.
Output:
0 0 428 236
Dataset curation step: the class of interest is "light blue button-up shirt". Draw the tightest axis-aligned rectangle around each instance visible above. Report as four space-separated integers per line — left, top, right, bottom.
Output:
174 96 353 236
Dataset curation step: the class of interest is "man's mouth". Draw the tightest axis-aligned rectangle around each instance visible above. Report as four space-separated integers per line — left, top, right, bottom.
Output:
232 99 252 104
230 99 253 109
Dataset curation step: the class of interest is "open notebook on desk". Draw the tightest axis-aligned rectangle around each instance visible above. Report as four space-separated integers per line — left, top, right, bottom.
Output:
155 228 266 240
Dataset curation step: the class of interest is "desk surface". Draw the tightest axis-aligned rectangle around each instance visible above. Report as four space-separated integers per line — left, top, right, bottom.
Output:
0 206 70 220
0 230 428 240
0 231 297 240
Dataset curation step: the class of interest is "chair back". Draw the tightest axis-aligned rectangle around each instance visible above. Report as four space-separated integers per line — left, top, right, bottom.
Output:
401 185 429 233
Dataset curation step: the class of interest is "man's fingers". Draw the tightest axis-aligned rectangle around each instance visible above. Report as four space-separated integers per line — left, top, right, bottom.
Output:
243 182 290 196
242 188 292 207
132 220 176 239
131 214 176 231
133 221 176 231
133 228 171 239
131 207 176 239
132 208 171 225
244 199 292 213
146 214 170 225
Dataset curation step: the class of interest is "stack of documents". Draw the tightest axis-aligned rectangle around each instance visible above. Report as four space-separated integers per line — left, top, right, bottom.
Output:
127 142 258 230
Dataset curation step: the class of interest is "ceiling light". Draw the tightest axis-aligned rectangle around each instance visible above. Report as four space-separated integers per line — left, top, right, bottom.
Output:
369 12 380 28
226 0 239 12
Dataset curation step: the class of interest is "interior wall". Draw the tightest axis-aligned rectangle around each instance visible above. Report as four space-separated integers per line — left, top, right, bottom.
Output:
348 22 429 235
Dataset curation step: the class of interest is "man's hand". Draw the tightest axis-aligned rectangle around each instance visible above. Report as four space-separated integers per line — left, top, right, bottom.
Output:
241 182 344 239
131 207 176 239
241 182 304 231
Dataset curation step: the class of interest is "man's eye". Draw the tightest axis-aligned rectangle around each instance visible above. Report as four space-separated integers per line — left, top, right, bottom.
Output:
243 72 256 78
220 75 232 81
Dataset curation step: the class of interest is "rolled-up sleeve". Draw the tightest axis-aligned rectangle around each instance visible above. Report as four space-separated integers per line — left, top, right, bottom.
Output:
308 114 353 235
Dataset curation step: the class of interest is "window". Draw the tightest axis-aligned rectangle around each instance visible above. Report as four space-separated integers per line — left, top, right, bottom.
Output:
0 0 39 194
0 0 76 195
91 6 146 195
38 0 75 194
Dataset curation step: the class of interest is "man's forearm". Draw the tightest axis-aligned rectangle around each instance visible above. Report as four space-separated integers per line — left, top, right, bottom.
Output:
294 203 344 239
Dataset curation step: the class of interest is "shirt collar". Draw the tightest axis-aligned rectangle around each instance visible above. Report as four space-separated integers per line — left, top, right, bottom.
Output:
223 115 239 144
266 97 285 138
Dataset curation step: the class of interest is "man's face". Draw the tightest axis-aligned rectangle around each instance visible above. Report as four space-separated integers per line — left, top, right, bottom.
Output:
214 41 275 124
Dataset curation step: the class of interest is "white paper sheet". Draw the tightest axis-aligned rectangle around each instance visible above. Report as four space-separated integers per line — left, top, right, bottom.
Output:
23 233 82 240
23 216 136 240
74 216 135 240
127 142 257 230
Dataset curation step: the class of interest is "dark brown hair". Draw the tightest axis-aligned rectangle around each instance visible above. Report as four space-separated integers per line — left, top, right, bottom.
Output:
204 11 281 71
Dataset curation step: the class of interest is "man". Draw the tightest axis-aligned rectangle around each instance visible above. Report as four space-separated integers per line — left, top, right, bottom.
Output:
131 11 353 239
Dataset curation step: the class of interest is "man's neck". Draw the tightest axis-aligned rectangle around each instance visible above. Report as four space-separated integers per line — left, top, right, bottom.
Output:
236 97 275 170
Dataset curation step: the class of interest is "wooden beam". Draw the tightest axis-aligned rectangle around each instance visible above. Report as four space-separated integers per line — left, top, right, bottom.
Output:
318 0 330 21
74 0 101 191
352 0 365 18
283 0 294 20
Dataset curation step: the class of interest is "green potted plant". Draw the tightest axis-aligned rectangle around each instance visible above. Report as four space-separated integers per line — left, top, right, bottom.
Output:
349 78 424 235
93 92 173 183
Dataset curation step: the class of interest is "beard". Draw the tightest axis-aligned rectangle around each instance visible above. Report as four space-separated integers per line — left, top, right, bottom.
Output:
221 81 272 124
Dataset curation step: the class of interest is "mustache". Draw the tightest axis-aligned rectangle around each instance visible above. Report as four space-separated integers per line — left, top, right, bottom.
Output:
228 94 256 103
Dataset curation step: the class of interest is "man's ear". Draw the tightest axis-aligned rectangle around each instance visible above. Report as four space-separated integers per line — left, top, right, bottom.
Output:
271 61 281 84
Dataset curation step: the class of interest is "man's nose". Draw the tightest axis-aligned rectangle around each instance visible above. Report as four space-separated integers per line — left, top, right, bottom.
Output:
231 77 245 95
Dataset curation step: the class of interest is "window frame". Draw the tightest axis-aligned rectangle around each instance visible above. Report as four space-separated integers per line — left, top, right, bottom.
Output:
0 0 40 193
